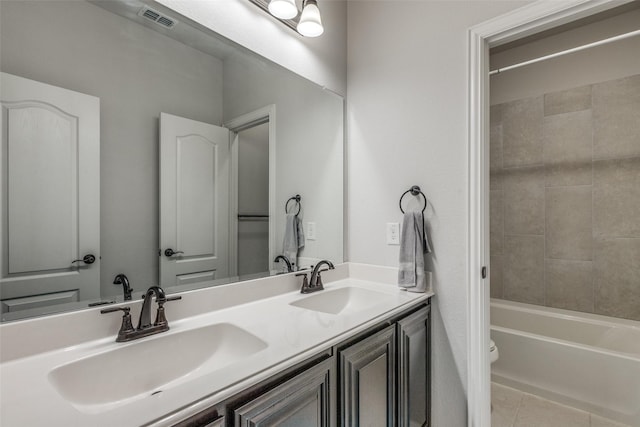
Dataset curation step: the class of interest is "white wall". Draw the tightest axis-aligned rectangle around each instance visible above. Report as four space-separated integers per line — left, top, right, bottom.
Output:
156 0 347 96
491 7 640 104
347 1 530 425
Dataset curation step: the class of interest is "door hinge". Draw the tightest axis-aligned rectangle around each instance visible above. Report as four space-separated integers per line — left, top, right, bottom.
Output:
481 266 487 279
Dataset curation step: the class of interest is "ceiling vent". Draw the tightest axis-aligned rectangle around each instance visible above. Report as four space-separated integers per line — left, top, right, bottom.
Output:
138 6 177 29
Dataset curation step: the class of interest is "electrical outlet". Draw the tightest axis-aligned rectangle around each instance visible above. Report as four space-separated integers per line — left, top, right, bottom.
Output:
386 223 400 245
307 222 316 240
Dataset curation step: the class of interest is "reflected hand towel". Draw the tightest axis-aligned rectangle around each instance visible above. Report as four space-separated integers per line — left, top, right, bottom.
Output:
283 213 305 268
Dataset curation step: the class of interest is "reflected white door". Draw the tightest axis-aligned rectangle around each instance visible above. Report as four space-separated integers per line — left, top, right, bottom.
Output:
159 113 229 287
0 72 100 310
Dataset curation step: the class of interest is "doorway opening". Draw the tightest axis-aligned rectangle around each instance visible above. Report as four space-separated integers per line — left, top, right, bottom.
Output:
468 2 640 426
225 105 277 280
235 122 270 277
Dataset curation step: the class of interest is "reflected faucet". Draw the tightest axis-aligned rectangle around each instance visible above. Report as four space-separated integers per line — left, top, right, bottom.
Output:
113 274 132 301
274 255 293 273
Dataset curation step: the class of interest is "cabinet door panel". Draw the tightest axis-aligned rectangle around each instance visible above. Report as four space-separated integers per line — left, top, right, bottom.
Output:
398 305 430 427
234 357 334 427
339 325 396 427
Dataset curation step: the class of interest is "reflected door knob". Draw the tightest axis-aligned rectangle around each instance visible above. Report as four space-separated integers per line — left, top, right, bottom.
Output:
72 254 96 265
164 248 184 257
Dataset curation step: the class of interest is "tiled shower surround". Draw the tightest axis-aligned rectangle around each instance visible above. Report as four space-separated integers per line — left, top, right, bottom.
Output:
490 74 640 321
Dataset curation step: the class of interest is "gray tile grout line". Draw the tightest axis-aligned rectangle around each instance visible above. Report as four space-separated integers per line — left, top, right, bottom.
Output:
510 389 524 427
543 257 592 262
502 163 544 171
542 123 547 307
501 120 505 299
591 86 596 315
544 183 592 189
592 153 640 162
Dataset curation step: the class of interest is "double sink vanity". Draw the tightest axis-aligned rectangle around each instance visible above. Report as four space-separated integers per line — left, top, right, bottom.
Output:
0 263 432 426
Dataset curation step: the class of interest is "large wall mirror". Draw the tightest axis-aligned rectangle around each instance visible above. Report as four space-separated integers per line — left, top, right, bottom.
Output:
0 0 344 321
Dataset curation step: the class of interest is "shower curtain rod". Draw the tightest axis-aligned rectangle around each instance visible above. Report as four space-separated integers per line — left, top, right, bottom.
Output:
489 28 640 76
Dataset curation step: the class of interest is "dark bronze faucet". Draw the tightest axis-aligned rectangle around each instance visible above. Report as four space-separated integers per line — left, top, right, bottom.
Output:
101 285 181 342
113 274 132 301
297 260 334 293
138 286 167 330
274 255 293 273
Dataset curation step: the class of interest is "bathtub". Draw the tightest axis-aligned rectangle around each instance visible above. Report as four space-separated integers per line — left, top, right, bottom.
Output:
491 299 640 426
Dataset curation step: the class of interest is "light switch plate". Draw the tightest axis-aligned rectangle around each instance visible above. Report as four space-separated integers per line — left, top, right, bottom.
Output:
307 222 316 240
386 223 400 245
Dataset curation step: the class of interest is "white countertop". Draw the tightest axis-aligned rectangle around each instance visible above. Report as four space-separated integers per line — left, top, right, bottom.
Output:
0 263 432 426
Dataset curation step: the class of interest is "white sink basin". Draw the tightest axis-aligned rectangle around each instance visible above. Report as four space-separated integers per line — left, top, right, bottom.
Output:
48 323 266 408
290 287 391 315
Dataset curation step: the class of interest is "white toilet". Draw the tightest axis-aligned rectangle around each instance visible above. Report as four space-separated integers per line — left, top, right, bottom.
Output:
490 339 499 364
490 339 499 413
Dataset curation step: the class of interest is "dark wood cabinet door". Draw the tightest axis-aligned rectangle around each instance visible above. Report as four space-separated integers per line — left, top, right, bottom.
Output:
203 416 225 427
233 357 334 427
397 305 430 427
339 325 396 427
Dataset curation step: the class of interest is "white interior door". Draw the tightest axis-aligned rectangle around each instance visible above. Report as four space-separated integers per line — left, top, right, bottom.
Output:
0 72 100 312
159 113 229 287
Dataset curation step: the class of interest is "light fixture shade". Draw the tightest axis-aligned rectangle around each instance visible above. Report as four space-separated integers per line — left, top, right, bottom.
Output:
268 0 298 20
297 0 324 37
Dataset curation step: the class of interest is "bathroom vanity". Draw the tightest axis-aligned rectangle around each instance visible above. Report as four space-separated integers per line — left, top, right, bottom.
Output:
170 299 429 427
0 263 432 427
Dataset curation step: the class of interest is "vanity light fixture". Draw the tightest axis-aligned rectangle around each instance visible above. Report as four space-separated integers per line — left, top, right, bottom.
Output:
297 0 323 37
268 0 298 20
249 0 324 37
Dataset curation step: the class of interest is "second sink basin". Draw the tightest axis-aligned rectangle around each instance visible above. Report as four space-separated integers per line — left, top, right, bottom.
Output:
290 286 391 315
48 322 266 410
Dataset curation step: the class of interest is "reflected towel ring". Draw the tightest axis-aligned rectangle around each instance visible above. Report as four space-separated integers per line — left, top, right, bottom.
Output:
399 185 427 214
285 194 301 216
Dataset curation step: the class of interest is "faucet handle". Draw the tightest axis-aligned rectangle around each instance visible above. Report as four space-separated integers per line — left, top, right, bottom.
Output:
295 272 309 284
154 295 181 328
100 306 130 315
296 272 311 293
100 306 135 339
314 269 332 289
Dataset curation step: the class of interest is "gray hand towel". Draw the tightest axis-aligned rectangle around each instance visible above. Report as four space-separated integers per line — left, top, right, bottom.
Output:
296 215 305 249
398 211 431 292
283 214 305 268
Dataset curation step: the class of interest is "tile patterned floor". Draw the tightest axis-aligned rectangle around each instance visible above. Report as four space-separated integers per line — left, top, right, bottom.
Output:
491 383 631 427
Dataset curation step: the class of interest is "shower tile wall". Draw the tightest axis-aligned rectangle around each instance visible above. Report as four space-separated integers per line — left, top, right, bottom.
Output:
490 74 640 321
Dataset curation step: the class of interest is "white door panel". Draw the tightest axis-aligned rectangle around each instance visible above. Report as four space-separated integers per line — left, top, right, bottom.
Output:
8 103 77 273
160 113 229 287
0 72 100 308
177 135 216 256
